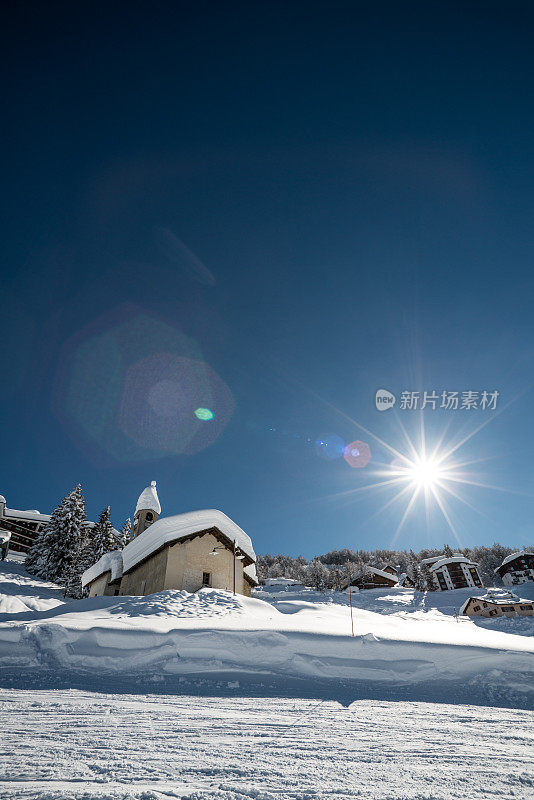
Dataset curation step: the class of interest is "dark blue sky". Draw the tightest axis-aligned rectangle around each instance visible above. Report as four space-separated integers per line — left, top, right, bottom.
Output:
3 2 534 556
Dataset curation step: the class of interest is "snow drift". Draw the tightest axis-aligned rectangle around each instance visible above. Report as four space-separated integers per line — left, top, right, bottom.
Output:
0 557 533 707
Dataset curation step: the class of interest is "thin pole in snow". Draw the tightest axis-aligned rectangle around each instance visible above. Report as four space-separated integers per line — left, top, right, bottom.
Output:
233 538 236 595
349 581 354 636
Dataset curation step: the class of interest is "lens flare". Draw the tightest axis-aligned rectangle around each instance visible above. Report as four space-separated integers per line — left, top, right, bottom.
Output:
120 353 233 455
195 407 215 421
52 305 233 463
315 433 345 460
344 440 371 468
154 227 216 287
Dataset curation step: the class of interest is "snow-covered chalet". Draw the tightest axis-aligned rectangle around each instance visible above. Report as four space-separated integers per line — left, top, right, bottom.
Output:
0 495 49 553
420 553 483 591
0 493 114 554
340 563 413 590
460 588 534 617
494 550 534 586
82 482 258 598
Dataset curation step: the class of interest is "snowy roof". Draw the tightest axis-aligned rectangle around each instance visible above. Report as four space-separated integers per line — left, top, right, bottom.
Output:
494 550 534 573
458 598 470 615
429 556 478 572
244 563 259 585
264 577 302 586
135 481 161 515
367 566 399 581
482 589 521 602
81 551 124 589
122 509 256 575
4 507 51 522
2 504 117 533
340 566 398 588
0 496 6 504
420 553 464 566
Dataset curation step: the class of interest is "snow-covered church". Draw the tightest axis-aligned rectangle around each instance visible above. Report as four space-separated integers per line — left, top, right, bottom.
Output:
81 482 258 598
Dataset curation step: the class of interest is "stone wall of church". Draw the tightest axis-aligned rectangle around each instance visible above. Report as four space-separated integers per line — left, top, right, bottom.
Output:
119 546 168 595
164 532 246 594
87 571 117 597
117 532 250 596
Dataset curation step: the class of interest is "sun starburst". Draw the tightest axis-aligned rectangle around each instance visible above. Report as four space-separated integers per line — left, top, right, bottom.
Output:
393 455 444 488
276 366 524 549
340 406 520 548
305 399 515 549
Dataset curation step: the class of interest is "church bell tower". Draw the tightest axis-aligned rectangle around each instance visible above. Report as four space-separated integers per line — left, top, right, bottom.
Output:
132 480 161 538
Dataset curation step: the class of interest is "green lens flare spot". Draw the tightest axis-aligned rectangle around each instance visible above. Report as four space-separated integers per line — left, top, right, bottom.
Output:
194 407 214 421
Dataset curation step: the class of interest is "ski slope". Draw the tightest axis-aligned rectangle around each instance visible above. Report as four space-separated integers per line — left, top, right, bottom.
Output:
0 688 532 800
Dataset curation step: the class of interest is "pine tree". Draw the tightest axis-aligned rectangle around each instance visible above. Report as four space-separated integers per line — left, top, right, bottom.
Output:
25 526 51 578
26 485 87 583
406 549 418 588
63 532 95 599
117 517 132 548
330 567 344 591
91 506 117 562
63 506 119 598
408 550 426 592
342 561 358 589
357 557 373 588
420 561 434 591
308 559 329 591
443 543 454 557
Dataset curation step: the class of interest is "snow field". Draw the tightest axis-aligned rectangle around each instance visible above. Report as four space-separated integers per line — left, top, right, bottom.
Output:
0 558 533 706
0 689 532 800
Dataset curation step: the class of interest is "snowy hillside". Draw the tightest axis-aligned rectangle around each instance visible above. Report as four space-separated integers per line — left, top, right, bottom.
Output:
0 556 533 708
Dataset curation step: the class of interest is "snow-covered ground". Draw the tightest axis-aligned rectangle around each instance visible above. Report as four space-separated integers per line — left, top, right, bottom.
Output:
1 688 533 800
0 560 534 708
1 556 533 798
0 556 533 706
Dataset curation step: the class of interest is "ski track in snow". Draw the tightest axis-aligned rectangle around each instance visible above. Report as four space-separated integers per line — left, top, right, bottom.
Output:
0 689 533 800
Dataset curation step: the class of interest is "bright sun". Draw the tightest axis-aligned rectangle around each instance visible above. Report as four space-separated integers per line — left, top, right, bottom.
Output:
406 457 442 488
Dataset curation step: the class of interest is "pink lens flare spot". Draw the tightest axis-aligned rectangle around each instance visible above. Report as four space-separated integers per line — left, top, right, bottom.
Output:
344 440 371 468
